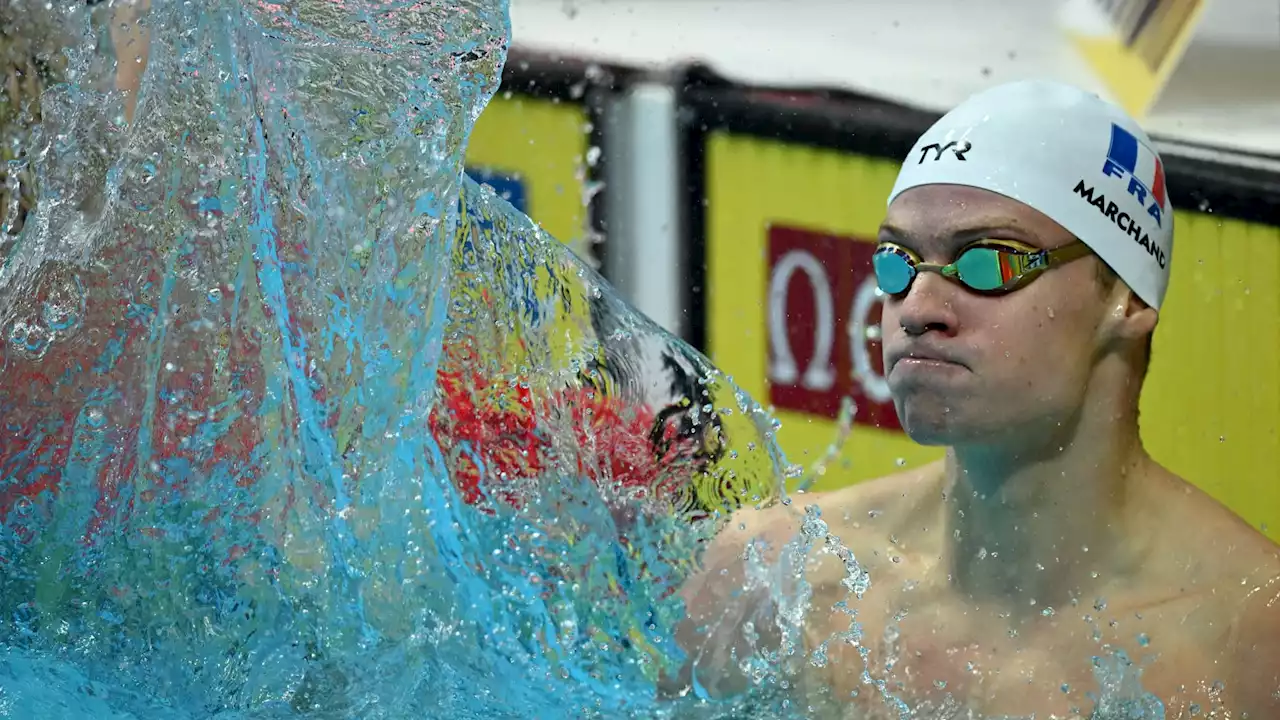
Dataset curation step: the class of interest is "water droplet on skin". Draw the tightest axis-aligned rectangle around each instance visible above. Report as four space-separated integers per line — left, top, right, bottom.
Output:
1137 632 1150 647
1047 306 1055 319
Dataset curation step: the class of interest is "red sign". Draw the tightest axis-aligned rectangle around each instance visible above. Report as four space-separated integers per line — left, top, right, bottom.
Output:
765 224 901 431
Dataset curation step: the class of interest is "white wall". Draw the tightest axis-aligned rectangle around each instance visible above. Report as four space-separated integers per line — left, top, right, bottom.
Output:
510 0 1280 157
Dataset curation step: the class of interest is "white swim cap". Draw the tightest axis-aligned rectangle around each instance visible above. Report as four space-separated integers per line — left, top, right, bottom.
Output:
887 80 1173 311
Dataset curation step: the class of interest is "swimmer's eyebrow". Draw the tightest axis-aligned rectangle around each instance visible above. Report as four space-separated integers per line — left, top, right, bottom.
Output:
877 219 1039 252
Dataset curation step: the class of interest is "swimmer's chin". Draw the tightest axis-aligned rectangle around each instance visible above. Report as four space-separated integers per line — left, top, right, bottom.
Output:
897 422 961 447
892 402 985 446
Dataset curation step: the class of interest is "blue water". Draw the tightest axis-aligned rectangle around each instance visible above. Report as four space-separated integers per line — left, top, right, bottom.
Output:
0 1 1175 717
0 1 793 717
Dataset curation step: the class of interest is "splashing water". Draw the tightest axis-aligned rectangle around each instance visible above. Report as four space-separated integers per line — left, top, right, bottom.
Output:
0 1 791 716
0 1 1171 717
1089 650 1166 720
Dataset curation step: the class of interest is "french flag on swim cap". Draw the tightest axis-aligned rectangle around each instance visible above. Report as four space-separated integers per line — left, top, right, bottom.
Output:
1106 123 1167 210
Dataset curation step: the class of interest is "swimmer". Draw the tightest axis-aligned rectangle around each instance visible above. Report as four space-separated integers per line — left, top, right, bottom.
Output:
665 80 1280 718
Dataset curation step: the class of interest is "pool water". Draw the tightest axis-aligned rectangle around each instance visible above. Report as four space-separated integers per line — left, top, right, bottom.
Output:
0 1 1167 717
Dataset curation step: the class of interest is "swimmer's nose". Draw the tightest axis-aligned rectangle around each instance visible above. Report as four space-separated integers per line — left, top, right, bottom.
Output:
894 271 960 338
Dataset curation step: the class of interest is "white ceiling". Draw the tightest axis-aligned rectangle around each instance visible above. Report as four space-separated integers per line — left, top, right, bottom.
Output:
509 0 1280 157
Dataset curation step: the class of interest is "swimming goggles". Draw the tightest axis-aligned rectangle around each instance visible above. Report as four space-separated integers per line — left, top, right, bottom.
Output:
871 238 1092 296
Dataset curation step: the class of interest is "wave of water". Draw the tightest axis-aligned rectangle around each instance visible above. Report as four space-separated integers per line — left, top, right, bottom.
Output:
0 1 794 716
0 1 1168 717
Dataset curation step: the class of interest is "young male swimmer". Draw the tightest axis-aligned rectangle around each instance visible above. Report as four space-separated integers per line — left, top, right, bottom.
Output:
665 80 1280 718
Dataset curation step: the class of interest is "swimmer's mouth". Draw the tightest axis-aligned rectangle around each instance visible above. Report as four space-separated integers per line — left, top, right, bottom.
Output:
887 346 969 371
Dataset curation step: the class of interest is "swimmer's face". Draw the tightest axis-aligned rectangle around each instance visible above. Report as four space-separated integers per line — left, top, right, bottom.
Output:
878 185 1113 446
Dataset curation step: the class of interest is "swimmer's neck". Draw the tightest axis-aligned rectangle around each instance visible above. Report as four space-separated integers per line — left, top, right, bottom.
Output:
940 397 1150 615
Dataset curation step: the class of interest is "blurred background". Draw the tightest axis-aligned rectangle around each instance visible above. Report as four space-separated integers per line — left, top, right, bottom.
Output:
465 0 1280 541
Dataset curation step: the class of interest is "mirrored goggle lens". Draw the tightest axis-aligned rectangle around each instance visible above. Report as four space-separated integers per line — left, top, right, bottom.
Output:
872 249 915 295
873 244 1029 294
953 246 1020 291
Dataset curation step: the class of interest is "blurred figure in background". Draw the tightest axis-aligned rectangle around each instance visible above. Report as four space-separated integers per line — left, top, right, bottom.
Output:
669 80 1280 718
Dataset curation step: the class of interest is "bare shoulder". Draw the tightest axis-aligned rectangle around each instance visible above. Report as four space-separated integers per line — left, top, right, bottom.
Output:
663 467 949 701
776 459 949 592
1229 567 1280 718
1138 461 1280 585
689 459 947 589
1104 461 1280 716
804 459 947 543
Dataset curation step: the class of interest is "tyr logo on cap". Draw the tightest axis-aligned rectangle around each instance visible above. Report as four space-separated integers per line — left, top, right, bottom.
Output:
1102 124 1167 228
918 140 972 164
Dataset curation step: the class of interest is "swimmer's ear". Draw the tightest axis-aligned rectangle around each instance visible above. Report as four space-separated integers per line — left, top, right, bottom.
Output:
1097 282 1157 347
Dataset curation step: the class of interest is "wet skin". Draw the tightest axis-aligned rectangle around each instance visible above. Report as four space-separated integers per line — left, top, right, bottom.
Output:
665 185 1280 718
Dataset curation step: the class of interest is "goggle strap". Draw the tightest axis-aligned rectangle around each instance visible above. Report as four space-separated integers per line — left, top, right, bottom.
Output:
1043 240 1093 266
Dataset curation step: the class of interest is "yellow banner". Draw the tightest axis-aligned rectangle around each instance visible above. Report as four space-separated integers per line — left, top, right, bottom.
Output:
704 131 943 493
703 129 1280 542
1142 210 1280 542
464 91 595 371
465 92 591 261
1060 0 1207 119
